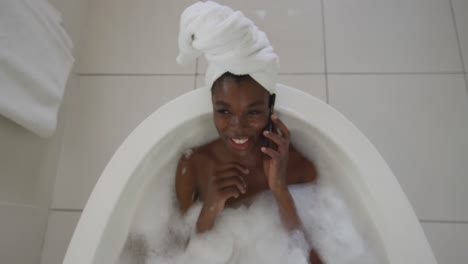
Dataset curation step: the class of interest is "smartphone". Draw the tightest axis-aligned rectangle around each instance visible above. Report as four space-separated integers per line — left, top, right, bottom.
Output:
264 93 276 148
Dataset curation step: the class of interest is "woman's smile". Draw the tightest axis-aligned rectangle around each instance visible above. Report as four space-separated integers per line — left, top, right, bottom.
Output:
229 136 251 150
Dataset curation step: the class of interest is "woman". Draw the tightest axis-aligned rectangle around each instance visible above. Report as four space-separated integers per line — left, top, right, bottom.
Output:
175 2 323 263
175 73 322 264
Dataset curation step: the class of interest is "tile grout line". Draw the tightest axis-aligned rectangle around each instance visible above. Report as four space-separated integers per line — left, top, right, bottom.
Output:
278 72 326 75
320 0 329 104
448 0 468 94
327 71 465 75
39 71 76 254
75 72 466 77
50 208 83 212
420 219 468 224
0 201 41 209
76 73 197 77
194 58 199 90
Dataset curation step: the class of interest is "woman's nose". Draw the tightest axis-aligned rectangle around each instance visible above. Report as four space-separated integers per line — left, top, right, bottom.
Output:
230 115 247 128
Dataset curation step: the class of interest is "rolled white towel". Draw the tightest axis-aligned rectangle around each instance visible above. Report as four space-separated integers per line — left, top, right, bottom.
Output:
0 0 74 137
176 1 279 93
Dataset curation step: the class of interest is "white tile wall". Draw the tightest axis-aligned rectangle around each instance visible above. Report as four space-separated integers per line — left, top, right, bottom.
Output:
452 0 468 70
329 74 468 221
197 0 325 74
422 222 468 264
40 211 81 264
51 76 194 209
77 0 197 74
324 0 463 73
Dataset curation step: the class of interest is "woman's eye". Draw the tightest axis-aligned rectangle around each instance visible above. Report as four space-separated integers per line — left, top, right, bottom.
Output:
248 110 262 115
217 109 230 115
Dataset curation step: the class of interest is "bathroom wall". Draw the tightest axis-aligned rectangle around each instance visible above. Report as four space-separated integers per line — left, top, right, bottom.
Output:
0 0 90 264
38 0 468 263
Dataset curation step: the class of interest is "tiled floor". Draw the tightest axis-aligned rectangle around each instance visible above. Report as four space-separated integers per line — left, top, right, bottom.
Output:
40 211 81 264
328 74 468 222
42 0 468 263
324 0 463 73
0 203 46 264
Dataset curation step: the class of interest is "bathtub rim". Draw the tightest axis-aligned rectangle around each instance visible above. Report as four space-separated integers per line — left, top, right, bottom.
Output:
63 84 437 264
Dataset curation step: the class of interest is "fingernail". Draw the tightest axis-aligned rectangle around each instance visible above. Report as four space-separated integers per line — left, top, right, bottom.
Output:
263 130 269 135
261 147 266 152
272 114 277 119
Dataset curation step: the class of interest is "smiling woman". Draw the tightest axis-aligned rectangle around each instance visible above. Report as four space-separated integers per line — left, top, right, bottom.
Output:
212 73 270 154
175 71 323 263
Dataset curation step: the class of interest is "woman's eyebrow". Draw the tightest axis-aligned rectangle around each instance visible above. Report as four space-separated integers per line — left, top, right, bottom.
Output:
215 101 230 107
247 100 266 107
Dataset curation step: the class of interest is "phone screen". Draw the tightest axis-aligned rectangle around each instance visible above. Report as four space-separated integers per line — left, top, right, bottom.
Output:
264 93 276 148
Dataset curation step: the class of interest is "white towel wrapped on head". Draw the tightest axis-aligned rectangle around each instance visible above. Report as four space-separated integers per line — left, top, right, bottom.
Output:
176 1 279 93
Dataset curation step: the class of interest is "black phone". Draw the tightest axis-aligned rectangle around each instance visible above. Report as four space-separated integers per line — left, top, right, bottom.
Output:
264 93 276 148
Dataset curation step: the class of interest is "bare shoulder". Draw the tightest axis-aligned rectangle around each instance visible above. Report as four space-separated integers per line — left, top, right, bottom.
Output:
288 144 318 184
176 140 219 183
175 142 216 212
176 142 216 181
183 141 218 167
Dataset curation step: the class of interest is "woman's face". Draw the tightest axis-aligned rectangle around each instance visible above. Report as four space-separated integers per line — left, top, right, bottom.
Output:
211 76 270 156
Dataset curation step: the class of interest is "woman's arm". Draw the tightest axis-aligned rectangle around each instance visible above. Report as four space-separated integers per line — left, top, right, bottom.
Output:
272 187 302 231
262 114 323 264
175 156 196 213
272 187 322 264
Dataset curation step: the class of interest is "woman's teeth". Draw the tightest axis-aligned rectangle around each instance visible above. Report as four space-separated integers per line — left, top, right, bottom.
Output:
232 137 249 144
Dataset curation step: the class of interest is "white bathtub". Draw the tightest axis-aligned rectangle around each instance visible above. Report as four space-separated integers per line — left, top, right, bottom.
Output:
63 84 437 264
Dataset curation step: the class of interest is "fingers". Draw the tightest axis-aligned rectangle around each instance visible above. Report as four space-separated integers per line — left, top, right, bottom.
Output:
216 162 249 175
215 177 246 194
261 146 281 160
263 130 288 151
220 186 241 201
270 114 290 140
212 162 248 196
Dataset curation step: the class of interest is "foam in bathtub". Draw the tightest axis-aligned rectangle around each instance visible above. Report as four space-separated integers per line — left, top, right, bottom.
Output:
120 179 377 264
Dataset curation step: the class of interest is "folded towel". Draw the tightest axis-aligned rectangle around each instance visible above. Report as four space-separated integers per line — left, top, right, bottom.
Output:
0 0 74 137
176 1 279 93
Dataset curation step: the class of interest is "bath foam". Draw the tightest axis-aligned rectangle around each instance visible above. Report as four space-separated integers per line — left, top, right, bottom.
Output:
119 166 377 263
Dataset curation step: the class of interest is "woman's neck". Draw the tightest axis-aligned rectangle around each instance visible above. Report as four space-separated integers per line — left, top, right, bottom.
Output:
216 139 264 169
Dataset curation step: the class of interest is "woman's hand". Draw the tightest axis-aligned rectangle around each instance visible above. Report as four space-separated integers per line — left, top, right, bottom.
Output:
204 162 249 212
197 162 248 233
205 162 248 212
261 114 290 194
